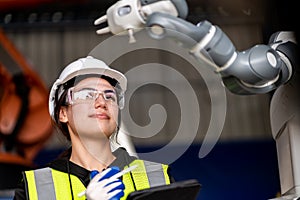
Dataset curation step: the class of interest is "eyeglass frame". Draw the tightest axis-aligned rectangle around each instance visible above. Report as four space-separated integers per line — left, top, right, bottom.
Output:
66 86 125 109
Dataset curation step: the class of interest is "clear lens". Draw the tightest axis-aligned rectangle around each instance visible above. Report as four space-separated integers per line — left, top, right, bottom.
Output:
67 87 123 108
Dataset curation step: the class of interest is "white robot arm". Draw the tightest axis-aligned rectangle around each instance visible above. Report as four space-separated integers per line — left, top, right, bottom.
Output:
94 0 298 95
145 13 298 95
94 0 299 199
94 0 188 43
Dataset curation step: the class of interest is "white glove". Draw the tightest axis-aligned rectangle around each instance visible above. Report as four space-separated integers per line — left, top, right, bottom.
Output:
85 167 125 200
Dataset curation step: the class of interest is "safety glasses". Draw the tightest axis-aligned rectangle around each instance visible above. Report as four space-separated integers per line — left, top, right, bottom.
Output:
67 87 124 109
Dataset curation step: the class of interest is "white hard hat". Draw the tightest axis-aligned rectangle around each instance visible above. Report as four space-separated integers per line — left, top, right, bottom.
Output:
48 56 127 120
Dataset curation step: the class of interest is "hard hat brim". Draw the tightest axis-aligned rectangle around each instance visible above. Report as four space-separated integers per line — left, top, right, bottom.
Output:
62 67 127 92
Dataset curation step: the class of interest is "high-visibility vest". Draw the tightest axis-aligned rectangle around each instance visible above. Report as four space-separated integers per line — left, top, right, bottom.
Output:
24 159 170 200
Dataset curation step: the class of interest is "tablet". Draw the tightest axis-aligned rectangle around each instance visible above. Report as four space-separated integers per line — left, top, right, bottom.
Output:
126 179 201 200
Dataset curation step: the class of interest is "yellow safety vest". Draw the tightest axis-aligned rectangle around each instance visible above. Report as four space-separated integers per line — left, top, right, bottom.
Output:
24 159 170 200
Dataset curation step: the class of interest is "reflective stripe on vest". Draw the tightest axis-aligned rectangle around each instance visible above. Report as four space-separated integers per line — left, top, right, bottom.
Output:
121 160 170 200
24 160 170 200
25 167 85 200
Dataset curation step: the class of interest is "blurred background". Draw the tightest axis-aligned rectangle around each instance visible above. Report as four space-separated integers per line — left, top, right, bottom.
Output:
0 0 298 199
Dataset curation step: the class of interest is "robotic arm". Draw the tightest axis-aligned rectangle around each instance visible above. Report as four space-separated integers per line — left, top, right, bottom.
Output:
145 13 298 95
94 1 298 95
94 0 299 199
94 0 188 43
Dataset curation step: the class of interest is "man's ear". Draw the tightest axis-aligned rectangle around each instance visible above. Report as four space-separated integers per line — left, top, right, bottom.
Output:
59 107 68 123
